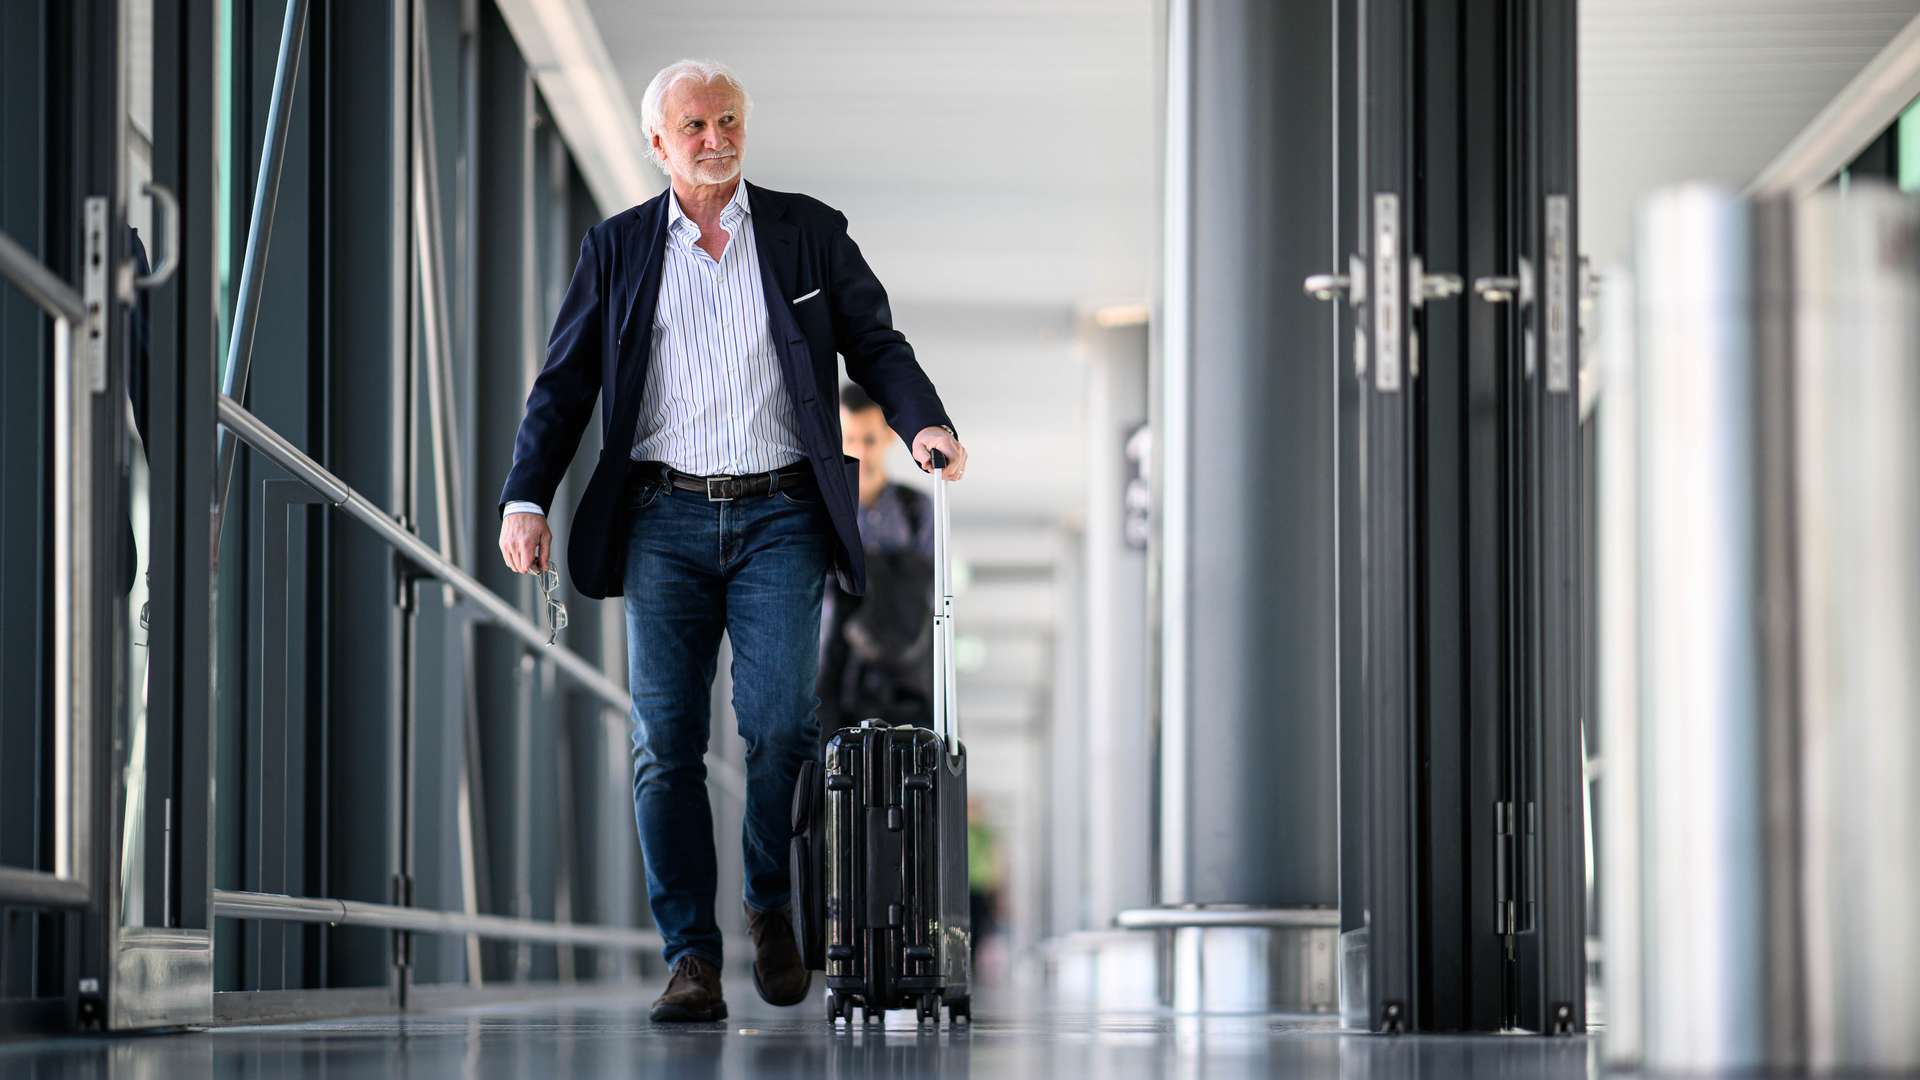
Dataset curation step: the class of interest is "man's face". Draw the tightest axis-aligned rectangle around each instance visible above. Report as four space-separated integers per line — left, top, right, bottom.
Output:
652 79 746 189
842 406 890 493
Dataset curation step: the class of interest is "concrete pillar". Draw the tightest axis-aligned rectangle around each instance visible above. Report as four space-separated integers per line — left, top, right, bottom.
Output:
1147 0 1339 1012
1082 322 1152 930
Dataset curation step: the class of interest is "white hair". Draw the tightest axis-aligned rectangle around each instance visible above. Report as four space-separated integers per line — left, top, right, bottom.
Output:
640 59 753 174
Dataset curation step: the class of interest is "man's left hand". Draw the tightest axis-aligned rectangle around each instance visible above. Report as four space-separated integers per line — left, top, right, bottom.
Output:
912 426 967 481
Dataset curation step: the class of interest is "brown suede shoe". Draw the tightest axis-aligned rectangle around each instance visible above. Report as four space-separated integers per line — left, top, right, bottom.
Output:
745 903 812 1006
649 954 727 1023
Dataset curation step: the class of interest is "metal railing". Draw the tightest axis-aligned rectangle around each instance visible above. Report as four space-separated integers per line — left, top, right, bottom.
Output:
218 394 748 807
212 889 664 953
218 395 632 713
215 393 745 952
0 229 95 913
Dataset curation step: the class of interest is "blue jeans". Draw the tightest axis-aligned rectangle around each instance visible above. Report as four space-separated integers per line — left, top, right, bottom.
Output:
622 471 830 968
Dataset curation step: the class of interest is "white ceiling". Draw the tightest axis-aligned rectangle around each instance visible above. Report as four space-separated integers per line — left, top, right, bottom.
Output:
1580 0 1920 269
578 0 1160 522
545 1 1920 520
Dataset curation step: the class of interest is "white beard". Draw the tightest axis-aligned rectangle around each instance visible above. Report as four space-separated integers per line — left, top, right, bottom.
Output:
692 155 740 184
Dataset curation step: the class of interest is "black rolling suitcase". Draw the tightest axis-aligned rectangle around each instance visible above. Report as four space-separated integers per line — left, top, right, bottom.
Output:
791 450 971 1026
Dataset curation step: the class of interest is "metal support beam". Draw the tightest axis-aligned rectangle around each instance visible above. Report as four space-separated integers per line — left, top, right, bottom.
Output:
410 0 466 574
212 0 309 544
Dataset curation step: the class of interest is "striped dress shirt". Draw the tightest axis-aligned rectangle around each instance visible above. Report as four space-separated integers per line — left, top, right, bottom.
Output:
504 182 806 518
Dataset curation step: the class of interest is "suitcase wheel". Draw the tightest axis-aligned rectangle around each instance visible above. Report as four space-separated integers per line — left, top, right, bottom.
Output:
947 995 971 1024
825 989 843 1024
915 993 942 1026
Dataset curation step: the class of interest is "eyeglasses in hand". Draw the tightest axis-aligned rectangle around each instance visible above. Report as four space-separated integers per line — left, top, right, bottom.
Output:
538 564 568 647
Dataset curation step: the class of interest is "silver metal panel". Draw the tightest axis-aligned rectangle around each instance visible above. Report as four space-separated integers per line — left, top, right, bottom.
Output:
1631 187 1770 1071
110 929 213 1029
1168 925 1338 1015
1372 193 1401 392
83 198 109 393
1545 194 1572 393
52 307 94 897
1115 905 1339 930
1793 188 1920 1072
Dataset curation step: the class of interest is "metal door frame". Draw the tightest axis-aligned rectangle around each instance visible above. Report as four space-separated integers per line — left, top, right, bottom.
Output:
1334 0 1585 1034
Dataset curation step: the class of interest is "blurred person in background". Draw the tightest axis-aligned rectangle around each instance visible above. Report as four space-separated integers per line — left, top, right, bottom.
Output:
967 798 1007 980
817 383 937 735
495 58 967 1023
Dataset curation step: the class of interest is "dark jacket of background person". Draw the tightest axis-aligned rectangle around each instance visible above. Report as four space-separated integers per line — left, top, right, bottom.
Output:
496 182 953 599
817 482 935 734
119 230 152 597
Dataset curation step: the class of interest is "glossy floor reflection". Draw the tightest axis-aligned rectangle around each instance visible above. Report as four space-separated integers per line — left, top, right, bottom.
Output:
0 985 1598 1079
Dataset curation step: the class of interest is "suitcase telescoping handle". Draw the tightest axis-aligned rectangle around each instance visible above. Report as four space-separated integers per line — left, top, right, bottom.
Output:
929 449 960 757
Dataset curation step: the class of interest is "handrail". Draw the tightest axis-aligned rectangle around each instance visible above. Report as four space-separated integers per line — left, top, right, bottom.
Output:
0 229 87 323
213 889 664 952
0 227 94 910
216 395 749 802
0 866 90 910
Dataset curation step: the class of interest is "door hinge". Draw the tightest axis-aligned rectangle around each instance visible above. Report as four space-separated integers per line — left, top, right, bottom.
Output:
391 872 415 970
1495 800 1516 941
1523 799 1539 932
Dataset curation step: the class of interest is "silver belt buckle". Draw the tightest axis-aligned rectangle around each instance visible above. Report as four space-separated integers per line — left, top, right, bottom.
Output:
705 475 736 502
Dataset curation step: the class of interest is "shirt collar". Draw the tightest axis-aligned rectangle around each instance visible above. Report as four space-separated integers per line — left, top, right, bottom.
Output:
667 181 751 240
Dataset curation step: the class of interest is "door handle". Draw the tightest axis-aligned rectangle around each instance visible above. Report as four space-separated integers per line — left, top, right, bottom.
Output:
1473 256 1534 307
1410 255 1463 307
1303 254 1368 306
118 181 179 303
1303 273 1351 301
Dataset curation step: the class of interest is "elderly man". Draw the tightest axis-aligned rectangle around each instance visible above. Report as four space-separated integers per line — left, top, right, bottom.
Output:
496 58 967 1022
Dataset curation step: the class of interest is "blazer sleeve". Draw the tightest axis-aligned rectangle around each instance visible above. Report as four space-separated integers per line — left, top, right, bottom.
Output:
498 233 604 515
825 211 955 447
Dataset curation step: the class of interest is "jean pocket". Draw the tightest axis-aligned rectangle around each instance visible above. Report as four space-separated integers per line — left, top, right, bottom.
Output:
775 486 822 508
624 483 668 512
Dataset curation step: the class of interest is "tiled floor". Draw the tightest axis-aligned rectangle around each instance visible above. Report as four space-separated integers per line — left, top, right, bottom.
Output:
0 985 1598 1079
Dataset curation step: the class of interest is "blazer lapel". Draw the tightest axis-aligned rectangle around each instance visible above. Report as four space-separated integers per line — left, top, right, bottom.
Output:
750 185 817 409
616 196 669 348
611 196 669 440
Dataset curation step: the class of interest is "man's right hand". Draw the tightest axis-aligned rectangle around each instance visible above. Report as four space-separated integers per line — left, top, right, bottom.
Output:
500 512 553 574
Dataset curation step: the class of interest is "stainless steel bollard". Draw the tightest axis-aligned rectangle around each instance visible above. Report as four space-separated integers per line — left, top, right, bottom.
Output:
1595 263 1640 1068
1793 188 1920 1073
1625 187 1796 1072
1610 184 1920 1073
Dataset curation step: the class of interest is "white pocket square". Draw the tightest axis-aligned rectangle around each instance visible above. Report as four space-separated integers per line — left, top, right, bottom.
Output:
792 288 821 304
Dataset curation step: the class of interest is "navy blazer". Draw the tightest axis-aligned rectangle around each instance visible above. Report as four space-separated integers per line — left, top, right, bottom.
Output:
498 182 953 600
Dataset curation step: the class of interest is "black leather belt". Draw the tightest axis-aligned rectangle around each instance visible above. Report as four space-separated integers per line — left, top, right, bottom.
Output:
639 461 813 502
